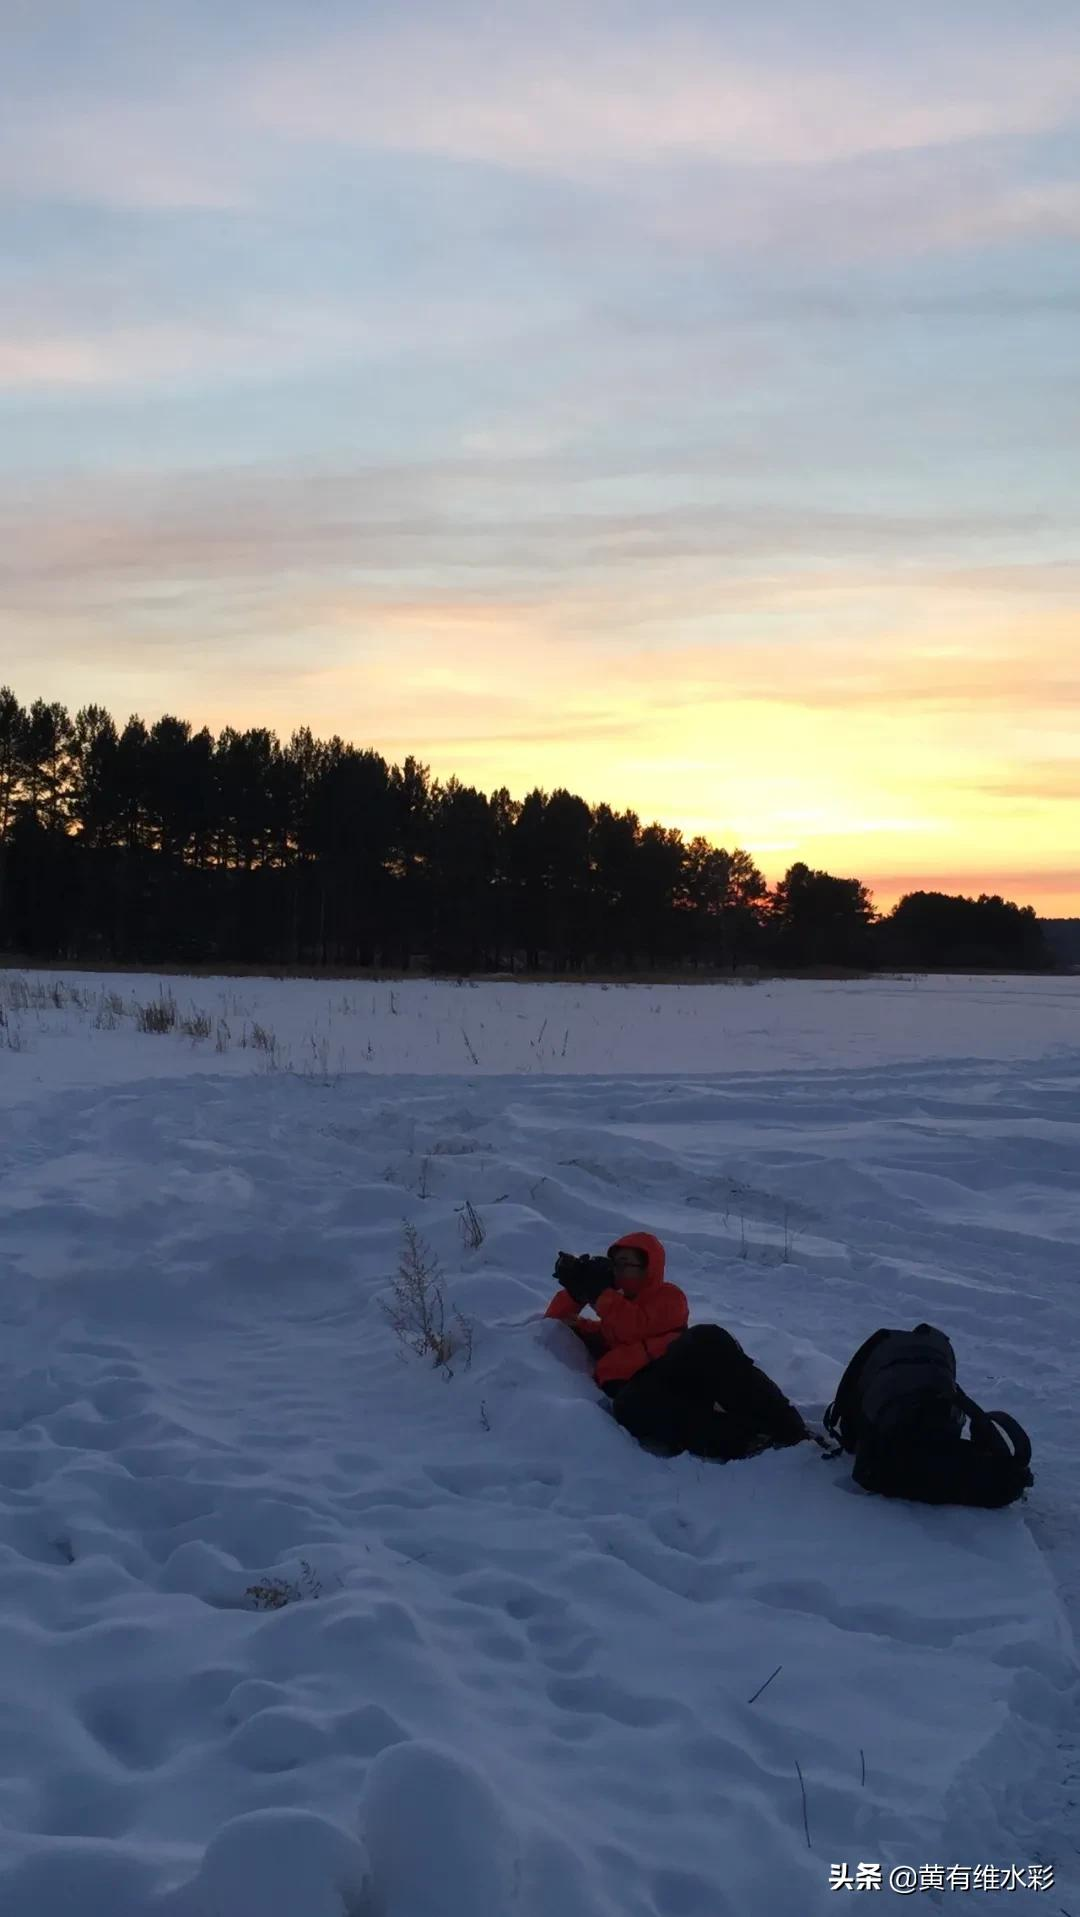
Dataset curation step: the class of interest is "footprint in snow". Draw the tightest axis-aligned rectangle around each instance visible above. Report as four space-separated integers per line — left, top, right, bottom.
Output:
447 1570 599 1675
169 1807 372 1917
222 1677 287 1726
335 1701 409 1759
227 1704 330 1773
362 1739 521 1915
648 1506 723 1560
545 1673 689 1729
0 1447 42 1489
449 1570 563 1620
28 1763 133 1841
78 1678 181 1771
533 1635 595 1676
0 1842 157 1917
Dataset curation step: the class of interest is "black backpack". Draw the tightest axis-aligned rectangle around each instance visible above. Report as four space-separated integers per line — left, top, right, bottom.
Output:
822 1324 1033 1509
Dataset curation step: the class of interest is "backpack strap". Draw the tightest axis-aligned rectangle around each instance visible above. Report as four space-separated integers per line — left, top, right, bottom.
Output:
984 1412 1033 1473
957 1391 1033 1473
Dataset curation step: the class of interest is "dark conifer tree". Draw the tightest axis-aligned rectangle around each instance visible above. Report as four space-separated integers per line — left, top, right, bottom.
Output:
0 686 1056 977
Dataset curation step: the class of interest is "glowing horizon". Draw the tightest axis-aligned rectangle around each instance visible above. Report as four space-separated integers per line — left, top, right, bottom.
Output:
2 2 1078 914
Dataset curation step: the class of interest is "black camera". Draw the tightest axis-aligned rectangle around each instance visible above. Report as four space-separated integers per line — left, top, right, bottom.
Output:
553 1251 614 1307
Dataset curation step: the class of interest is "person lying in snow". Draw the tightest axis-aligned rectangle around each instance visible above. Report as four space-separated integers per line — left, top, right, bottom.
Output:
546 1231 809 1461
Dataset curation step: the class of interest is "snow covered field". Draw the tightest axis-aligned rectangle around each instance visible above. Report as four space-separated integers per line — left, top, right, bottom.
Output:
1 970 1078 1916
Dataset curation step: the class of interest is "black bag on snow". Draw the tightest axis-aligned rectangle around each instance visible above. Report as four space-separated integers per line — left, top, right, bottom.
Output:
823 1324 1033 1509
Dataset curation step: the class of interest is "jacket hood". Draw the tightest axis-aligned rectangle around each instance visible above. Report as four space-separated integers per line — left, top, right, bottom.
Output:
607 1231 666 1289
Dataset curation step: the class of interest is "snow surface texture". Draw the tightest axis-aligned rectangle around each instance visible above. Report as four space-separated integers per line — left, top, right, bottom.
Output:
0 970 1078 1916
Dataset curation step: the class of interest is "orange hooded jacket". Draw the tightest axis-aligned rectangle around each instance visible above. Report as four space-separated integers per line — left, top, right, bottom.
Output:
544 1231 689 1388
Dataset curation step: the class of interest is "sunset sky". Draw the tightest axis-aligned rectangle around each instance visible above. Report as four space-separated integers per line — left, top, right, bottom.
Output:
3 0 1079 911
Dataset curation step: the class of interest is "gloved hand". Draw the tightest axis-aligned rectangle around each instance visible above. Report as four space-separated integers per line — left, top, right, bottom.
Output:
554 1252 613 1308
554 1251 588 1305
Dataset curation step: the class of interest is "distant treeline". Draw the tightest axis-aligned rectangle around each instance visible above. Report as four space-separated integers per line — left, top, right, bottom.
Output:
1042 919 1080 969
0 689 1057 975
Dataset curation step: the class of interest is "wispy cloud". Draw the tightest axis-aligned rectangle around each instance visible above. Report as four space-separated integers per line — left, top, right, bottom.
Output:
604 157 1080 263
245 15 1080 173
0 457 1063 602
0 322 326 391
973 763 1080 802
4 9 1078 265
0 98 250 212
0 288 571 392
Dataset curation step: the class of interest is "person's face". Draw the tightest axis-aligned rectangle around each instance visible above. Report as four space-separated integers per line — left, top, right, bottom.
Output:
611 1248 648 1295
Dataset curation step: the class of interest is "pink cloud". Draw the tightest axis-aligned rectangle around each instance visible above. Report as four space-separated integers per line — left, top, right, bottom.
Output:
247 19 1080 174
0 284 570 393
0 458 1061 615
0 98 250 211
3 10 1078 263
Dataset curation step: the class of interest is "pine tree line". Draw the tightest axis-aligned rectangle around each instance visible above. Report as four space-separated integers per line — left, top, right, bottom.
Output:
0 689 1055 974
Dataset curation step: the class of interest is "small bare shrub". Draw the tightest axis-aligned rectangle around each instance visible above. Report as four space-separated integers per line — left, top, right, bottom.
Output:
180 1007 212 1041
246 1558 327 1610
94 990 125 1029
135 991 178 1034
215 1018 231 1053
0 1005 26 1052
246 1576 298 1611
240 1021 281 1066
382 1223 474 1375
2 977 65 1013
456 1199 486 1249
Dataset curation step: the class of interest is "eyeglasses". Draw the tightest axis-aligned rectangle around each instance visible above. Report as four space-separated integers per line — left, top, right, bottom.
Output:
611 1253 646 1272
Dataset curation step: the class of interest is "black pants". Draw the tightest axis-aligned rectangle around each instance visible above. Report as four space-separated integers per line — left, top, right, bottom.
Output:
607 1324 807 1461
